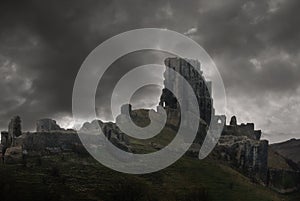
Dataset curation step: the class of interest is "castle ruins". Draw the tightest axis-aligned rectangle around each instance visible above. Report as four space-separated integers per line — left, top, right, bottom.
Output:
0 57 299 192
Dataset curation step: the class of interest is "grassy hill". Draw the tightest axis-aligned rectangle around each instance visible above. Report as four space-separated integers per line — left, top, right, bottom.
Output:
0 152 299 201
271 139 300 166
1 109 299 201
268 147 299 171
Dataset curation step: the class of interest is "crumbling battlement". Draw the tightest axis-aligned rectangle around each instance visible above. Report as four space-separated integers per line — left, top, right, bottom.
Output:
80 119 127 143
222 116 262 140
36 118 63 132
1 116 129 162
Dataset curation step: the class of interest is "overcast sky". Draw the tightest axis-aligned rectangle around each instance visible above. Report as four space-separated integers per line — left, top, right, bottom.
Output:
0 0 300 143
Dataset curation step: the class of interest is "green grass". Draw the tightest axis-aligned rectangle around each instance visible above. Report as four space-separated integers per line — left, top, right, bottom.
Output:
1 153 297 201
268 148 294 170
1 109 298 201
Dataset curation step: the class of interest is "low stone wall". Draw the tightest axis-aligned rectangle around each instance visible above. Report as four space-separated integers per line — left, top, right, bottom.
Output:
12 130 130 157
21 131 81 152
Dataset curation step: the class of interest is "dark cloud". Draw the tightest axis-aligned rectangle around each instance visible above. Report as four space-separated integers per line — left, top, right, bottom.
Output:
0 0 299 142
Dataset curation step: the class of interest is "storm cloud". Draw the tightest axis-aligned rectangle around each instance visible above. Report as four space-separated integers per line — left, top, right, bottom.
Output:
0 0 299 143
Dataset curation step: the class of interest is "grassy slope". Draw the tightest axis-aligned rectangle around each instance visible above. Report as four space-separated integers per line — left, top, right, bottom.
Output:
270 139 300 164
1 153 298 201
1 110 299 201
268 147 294 170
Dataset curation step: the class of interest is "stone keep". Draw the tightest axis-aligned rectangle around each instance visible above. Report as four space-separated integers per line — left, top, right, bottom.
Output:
159 57 214 125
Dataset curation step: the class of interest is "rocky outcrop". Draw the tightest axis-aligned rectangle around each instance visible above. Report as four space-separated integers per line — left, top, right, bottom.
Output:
3 146 23 164
214 135 269 184
80 119 130 152
213 134 300 193
80 119 127 143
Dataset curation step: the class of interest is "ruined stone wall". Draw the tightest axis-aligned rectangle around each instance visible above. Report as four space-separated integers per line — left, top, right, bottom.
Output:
36 118 63 132
1 131 8 146
159 57 214 125
215 116 267 183
1 116 22 148
21 131 81 152
3 131 88 163
214 135 269 184
8 116 22 138
222 117 261 140
80 119 127 143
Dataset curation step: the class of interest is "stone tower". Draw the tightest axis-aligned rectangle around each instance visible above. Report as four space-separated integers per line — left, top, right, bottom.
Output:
1 116 22 147
159 57 214 124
